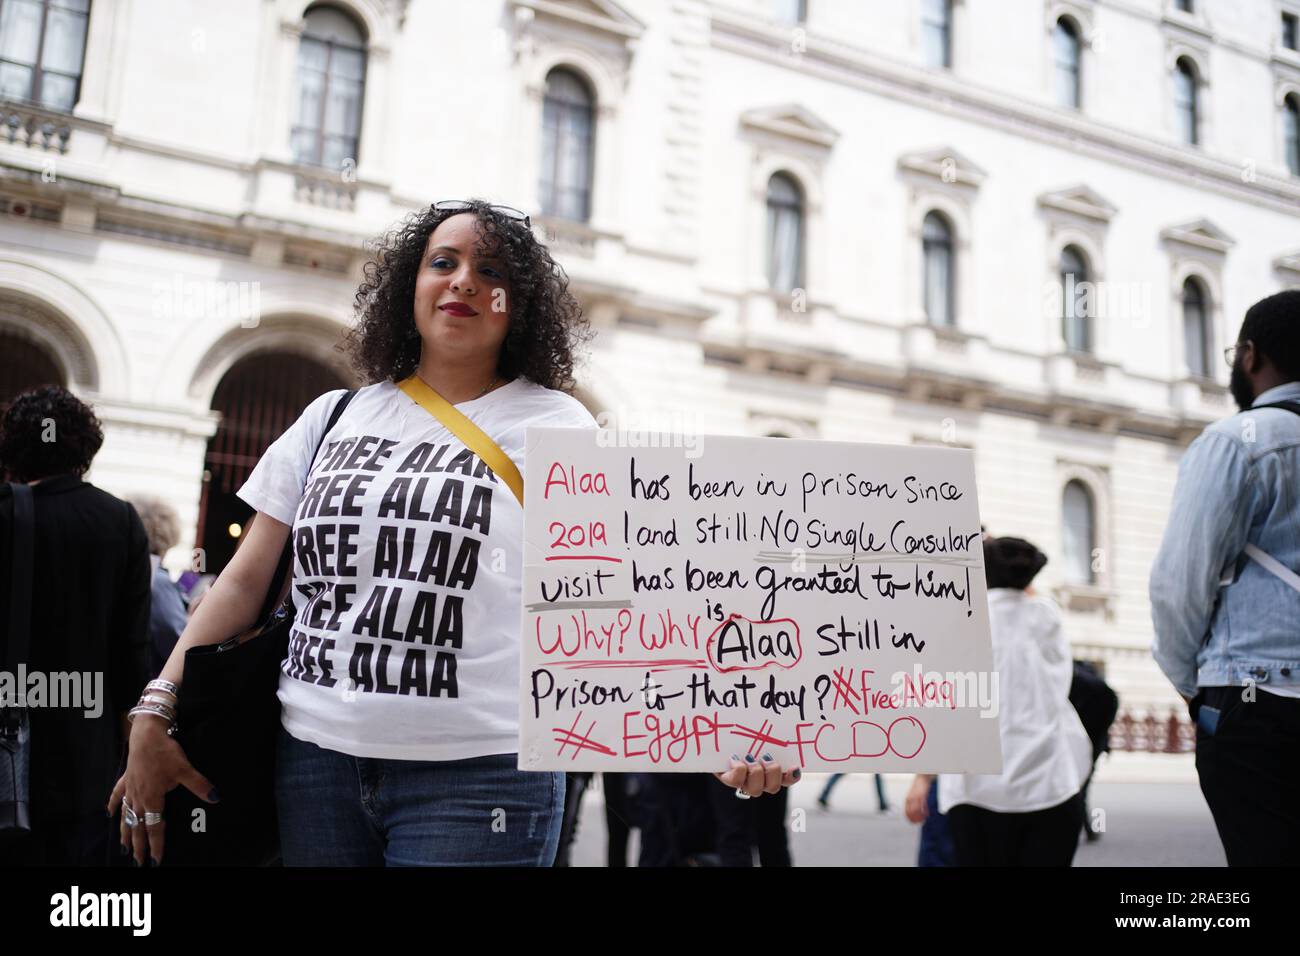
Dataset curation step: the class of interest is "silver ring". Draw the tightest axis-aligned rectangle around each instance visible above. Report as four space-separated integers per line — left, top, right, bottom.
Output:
734 788 751 800
123 804 139 828
143 811 164 826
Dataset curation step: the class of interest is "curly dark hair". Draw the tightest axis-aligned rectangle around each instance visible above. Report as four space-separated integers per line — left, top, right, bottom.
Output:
343 199 591 392
0 385 104 482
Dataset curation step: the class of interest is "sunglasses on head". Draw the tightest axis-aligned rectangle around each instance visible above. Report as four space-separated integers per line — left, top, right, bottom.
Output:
431 200 531 229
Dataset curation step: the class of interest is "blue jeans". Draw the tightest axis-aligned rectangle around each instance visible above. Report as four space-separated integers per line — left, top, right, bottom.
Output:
274 726 564 866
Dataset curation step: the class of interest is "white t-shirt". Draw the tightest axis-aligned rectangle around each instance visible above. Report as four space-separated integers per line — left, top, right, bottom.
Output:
938 590 1093 814
237 377 596 760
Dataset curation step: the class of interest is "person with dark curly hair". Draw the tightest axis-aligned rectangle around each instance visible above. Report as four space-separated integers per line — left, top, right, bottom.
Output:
0 385 152 865
110 200 604 866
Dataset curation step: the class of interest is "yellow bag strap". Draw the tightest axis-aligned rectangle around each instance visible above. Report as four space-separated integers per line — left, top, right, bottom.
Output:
396 375 524 506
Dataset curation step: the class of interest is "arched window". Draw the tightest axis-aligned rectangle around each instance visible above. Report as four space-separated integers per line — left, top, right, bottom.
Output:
921 0 952 69
1174 57 1199 146
922 211 955 327
1060 245 1091 353
540 68 595 222
1182 277 1211 379
1053 18 1081 109
766 172 804 293
0 0 91 111
1062 480 1096 585
291 5 367 169
1285 93 1300 178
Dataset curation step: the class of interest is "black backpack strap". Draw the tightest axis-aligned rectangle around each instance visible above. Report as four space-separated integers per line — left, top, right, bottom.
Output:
1253 400 1300 417
254 390 357 627
2 483 34 732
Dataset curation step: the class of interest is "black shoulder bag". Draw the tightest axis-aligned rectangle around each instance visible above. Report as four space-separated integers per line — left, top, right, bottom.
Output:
163 390 355 866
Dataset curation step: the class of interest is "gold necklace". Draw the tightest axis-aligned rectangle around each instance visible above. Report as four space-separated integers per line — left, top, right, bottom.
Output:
475 376 500 400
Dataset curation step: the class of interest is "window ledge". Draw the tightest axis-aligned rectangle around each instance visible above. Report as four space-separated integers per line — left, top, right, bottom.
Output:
1053 583 1115 615
1272 48 1300 70
1160 10 1213 42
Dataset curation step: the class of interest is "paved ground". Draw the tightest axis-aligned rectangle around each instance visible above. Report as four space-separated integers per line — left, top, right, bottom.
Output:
567 771 1226 867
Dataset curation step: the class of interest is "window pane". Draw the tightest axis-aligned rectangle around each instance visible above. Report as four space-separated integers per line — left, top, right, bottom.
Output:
1175 63 1197 144
545 69 591 108
332 46 364 83
40 6 88 74
321 134 349 171
924 243 952 326
923 214 953 326
1054 21 1080 108
767 206 800 291
921 0 951 68
541 86 593 221
37 69 75 109
294 65 324 132
1062 482 1095 585
323 77 361 138
1060 248 1089 351
290 126 318 165
766 175 803 291
771 0 804 24
302 6 364 46
1286 14 1299 51
1286 99 1300 177
0 0 42 64
1183 281 1208 377
0 60 33 101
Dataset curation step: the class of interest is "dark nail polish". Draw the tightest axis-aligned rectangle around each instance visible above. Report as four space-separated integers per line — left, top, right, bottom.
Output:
150 857 159 867
208 788 220 803
762 752 774 762
792 768 802 781
744 753 755 763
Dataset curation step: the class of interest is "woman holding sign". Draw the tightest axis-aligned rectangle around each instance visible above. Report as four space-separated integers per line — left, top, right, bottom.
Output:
109 200 796 867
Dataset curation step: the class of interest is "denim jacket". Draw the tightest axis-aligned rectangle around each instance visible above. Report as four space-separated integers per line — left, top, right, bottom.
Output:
1150 381 1300 698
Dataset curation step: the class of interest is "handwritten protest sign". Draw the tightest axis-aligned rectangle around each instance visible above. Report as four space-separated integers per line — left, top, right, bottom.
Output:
519 430 1001 773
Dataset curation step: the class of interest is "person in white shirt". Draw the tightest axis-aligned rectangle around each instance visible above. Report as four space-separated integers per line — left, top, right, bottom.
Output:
904 536 1092 866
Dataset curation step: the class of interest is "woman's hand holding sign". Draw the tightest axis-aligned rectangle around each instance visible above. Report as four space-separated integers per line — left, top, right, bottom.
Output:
714 753 801 797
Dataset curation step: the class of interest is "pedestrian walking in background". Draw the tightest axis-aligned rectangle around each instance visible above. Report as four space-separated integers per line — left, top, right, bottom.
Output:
817 773 890 812
0 386 152 865
1151 289 1300 867
1068 659 1118 842
127 495 190 679
910 536 1092 866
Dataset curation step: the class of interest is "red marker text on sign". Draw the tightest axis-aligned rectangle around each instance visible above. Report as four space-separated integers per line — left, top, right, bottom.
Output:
544 462 610 498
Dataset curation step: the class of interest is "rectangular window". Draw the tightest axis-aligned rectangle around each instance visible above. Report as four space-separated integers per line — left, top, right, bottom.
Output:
0 0 91 111
921 0 952 69
1284 12 1299 51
